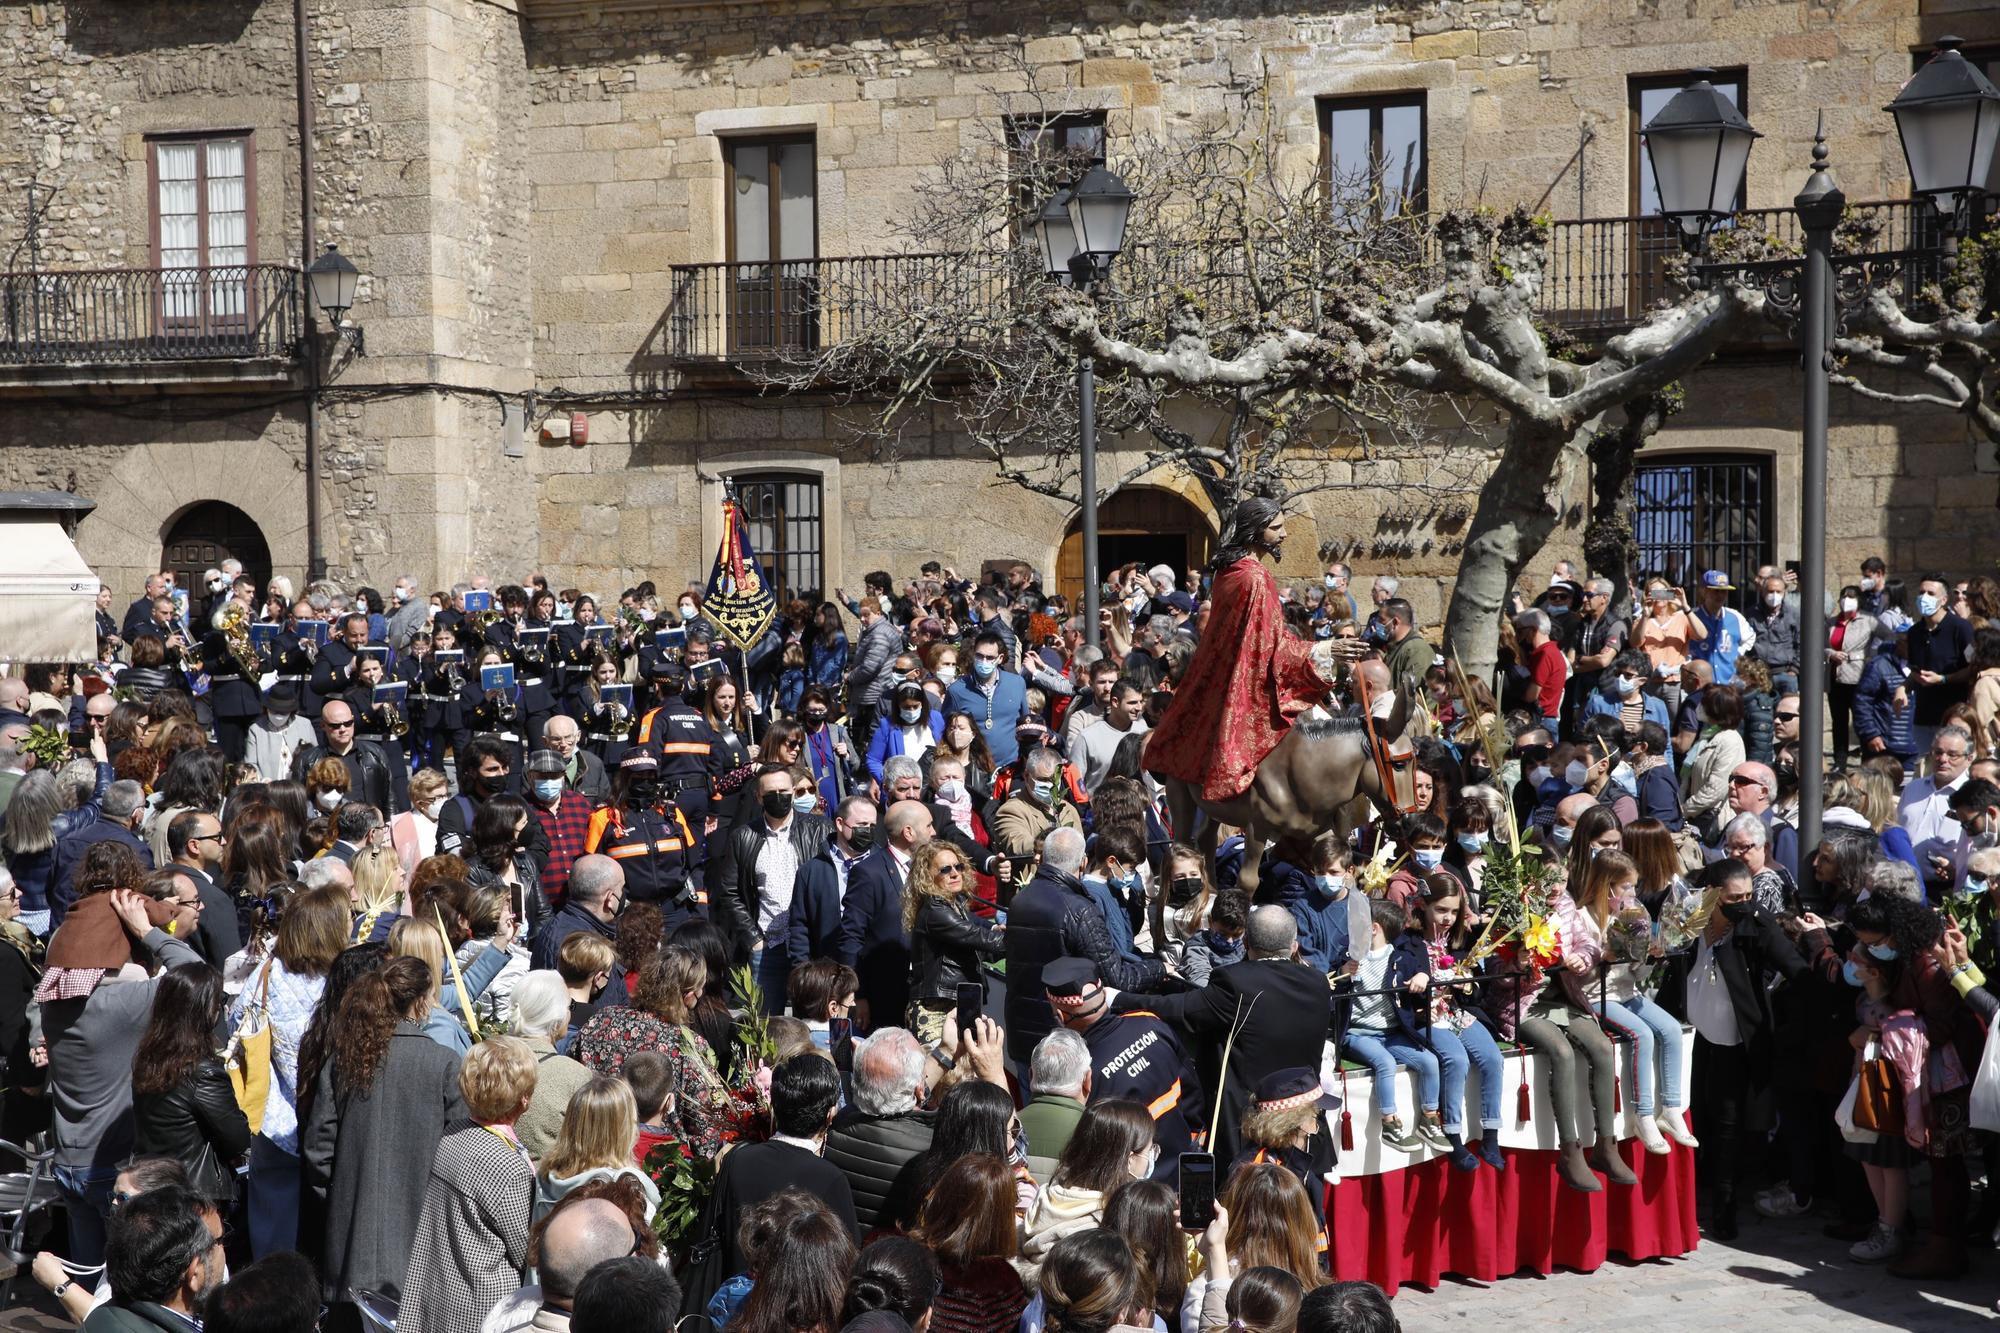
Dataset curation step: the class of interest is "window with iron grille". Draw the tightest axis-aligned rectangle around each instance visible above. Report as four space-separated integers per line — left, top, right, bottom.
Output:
1632 453 1773 614
732 474 824 605
1318 94 1427 218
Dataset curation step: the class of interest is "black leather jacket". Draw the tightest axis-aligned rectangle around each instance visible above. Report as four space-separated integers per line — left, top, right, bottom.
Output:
133 1057 255 1202
1003 866 1165 1063
289 739 397 814
910 896 1003 1004
714 813 832 961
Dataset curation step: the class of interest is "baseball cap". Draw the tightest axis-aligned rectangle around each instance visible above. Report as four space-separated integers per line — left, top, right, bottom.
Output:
1700 570 1736 591
526 749 565 776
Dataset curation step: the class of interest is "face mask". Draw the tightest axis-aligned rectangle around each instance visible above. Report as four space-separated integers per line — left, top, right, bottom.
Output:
1324 574 1341 590
629 779 662 807
936 665 957 684
937 779 966 803
1457 831 1488 853
878 595 893 613
1720 899 1754 922
1312 873 1344 900
532 778 564 803
1526 764 1552 789
972 658 997 679
1564 760 1591 787
804 712 827 728
1866 942 1898 961
393 587 411 603
421 798 445 820
314 790 343 812
899 706 922 725
1615 675 1642 696
792 794 818 815
1412 848 1444 871
1546 825 1573 851
1030 780 1055 805
1764 591 1784 609
1842 959 1864 988
762 790 795 819
678 604 697 622
1861 577 1878 592
1918 593 1940 618
1839 596 1857 614
846 826 875 854
1169 874 1204 906
1609 762 1637 797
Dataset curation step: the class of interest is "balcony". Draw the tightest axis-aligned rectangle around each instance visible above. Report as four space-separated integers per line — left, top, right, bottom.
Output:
0 264 305 392
664 199 1938 367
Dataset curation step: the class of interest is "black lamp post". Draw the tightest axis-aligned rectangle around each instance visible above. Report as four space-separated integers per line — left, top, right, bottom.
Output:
1035 166 1133 651
1642 40 2000 851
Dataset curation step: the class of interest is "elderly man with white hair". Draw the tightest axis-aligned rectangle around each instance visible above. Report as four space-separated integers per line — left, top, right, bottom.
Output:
1002 824 1167 1065
1723 760 1799 883
822 1027 933 1230
1020 1028 1092 1172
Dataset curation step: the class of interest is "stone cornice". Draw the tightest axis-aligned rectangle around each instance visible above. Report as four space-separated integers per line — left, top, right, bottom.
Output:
521 0 918 20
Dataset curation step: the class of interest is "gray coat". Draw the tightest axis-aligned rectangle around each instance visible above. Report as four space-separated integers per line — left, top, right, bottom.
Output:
301 1022 467 1303
399 1122 535 1333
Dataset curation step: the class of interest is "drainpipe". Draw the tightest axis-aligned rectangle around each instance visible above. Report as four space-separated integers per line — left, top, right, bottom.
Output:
295 0 326 581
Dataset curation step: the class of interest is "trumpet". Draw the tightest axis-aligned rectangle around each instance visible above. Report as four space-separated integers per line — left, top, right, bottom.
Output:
219 602 260 679
382 702 411 739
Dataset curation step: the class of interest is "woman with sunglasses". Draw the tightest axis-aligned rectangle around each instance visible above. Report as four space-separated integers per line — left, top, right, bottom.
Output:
904 840 1004 1045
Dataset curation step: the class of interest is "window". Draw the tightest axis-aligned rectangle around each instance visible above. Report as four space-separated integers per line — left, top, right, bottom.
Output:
1629 72 1748 217
725 136 817 352
1318 94 1427 218
1632 454 1772 614
149 133 254 323
1007 112 1108 234
732 474 824 605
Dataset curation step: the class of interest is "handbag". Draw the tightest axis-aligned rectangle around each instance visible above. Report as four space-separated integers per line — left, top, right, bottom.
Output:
1853 1053 1905 1137
1835 1069 1877 1145
1670 824 1708 875
224 961 275 1134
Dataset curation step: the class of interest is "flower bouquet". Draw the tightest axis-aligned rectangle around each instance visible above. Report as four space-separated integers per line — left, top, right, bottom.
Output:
1943 889 1987 964
1604 902 1655 968
1656 883 1717 954
641 1134 714 1261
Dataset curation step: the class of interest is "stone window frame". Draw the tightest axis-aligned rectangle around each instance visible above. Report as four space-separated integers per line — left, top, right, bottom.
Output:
700 452 842 600
730 470 826 606
1316 91 1429 218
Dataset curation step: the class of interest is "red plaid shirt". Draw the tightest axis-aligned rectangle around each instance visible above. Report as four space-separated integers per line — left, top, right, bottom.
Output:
534 789 596 907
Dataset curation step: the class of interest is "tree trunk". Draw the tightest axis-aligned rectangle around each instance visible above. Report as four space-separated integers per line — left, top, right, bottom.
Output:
1442 418 1588 687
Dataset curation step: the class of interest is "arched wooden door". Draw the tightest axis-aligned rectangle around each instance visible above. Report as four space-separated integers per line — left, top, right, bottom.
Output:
161 501 272 603
1057 487 1215 605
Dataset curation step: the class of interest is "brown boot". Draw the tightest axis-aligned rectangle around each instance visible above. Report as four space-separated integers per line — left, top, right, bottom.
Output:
1558 1141 1603 1193
1888 1233 1968 1280
1589 1138 1638 1186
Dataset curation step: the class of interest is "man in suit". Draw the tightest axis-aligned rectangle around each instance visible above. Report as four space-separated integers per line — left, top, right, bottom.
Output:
121 573 169 644
788 795 878 969
701 1053 854 1286
542 714 610 804
1108 905 1331 1171
165 812 242 969
323 804 381 867
1688 857 1836 1241
51 780 155 929
837 800 932 1033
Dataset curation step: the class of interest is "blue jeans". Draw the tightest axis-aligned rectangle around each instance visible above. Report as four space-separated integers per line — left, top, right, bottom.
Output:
753 945 789 1016
54 1162 118 1266
1432 1020 1504 1134
1342 1029 1439 1119
1593 993 1685 1115
246 1135 302 1259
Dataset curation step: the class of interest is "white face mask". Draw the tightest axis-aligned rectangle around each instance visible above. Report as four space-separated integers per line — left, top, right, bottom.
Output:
1563 759 1591 787
1840 597 1858 614
1764 591 1784 609
421 798 445 820
1527 764 1552 788
314 790 344 812
935 665 957 684
1861 576 1878 592
1615 675 1642 696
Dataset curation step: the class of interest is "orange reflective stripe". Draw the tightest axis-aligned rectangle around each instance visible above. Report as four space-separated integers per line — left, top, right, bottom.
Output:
607 844 650 860
1146 1080 1181 1120
656 741 709 756
652 839 685 853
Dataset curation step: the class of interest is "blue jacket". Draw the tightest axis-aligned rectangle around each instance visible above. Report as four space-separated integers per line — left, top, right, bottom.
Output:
787 850 849 968
1333 934 1435 1048
944 671 1032 768
6 761 111 916
50 813 155 929
865 711 945 783
1254 856 1349 972
1079 873 1143 962
1582 685 1671 734
1635 762 1685 832
1854 645 1914 757
837 850 911 1028
809 633 848 688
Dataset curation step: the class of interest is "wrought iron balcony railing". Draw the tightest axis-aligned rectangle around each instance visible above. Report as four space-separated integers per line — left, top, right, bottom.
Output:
0 264 305 366
664 200 1941 364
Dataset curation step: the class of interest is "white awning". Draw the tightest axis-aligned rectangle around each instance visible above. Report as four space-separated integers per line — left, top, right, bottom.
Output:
0 512 100 663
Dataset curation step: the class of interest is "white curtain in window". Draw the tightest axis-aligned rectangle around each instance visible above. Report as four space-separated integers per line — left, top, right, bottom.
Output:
156 143 200 320
205 140 247 317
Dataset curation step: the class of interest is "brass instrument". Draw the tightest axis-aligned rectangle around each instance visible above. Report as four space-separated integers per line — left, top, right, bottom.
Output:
383 701 411 739
463 610 502 645
219 601 261 679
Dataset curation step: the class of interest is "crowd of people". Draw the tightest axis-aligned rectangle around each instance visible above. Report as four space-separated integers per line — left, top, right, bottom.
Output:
0 541 1993 1333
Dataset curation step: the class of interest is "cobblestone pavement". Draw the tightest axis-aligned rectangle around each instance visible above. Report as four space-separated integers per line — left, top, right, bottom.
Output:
1394 1211 2000 1331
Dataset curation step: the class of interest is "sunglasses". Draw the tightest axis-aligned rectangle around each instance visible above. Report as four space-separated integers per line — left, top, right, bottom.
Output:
1727 775 1761 787
935 862 965 876
1775 712 1799 721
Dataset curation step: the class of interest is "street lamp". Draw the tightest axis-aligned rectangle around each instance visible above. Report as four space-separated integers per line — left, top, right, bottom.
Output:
1638 71 1761 250
1642 57 1995 851
1033 167 1134 649
1886 37 2000 232
306 242 364 353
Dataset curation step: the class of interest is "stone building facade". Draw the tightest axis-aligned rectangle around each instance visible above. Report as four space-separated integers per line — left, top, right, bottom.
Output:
0 0 1994 625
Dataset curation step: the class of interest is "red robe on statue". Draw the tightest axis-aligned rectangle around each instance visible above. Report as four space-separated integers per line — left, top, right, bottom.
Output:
1144 555 1327 803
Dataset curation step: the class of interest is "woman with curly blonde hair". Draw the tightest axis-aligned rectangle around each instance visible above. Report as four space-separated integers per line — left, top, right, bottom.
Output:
903 840 1002 1045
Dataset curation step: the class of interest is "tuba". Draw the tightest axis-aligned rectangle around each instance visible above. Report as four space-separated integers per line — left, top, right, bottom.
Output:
220 601 261 679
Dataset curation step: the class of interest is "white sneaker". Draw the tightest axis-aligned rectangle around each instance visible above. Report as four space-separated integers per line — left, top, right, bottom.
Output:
1658 1107 1700 1148
1635 1115 1671 1155
1849 1221 1902 1264
1754 1182 1791 1207
1755 1190 1814 1219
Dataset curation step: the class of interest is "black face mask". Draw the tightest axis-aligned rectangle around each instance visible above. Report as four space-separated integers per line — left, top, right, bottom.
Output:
804 712 828 729
846 825 875 855
629 779 661 807
1168 875 1204 908
1720 900 1754 923
762 790 795 818
472 771 503 798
